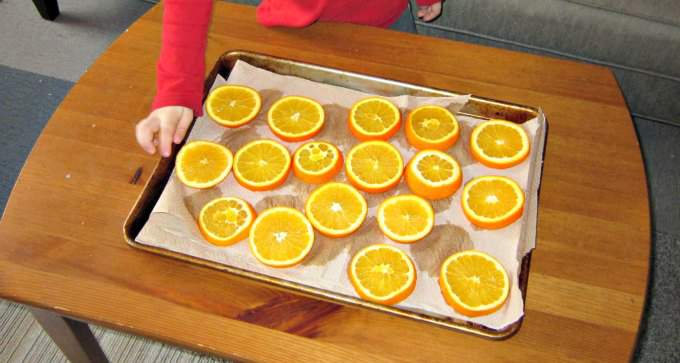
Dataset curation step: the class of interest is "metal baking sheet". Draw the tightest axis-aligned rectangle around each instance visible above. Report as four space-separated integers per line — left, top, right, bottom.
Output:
124 51 546 339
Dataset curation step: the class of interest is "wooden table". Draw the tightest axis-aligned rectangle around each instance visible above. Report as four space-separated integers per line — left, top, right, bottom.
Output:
0 3 650 362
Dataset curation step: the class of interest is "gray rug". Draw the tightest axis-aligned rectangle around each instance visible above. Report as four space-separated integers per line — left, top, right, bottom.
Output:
0 65 678 362
634 118 680 236
0 65 73 215
634 230 680 362
632 118 680 362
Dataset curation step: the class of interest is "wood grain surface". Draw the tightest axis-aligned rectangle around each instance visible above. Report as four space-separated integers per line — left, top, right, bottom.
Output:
0 3 650 362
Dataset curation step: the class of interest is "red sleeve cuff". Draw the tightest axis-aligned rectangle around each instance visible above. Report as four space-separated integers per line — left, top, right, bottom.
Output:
152 92 204 117
416 0 441 6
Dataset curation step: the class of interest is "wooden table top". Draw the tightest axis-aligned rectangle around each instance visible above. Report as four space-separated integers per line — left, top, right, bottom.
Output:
0 3 650 362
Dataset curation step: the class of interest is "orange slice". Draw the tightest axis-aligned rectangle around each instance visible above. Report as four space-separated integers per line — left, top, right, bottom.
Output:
349 244 416 305
249 207 314 267
175 141 232 189
377 195 434 243
405 150 462 200
293 141 343 184
439 250 510 317
305 182 367 238
233 139 291 191
405 105 459 150
198 197 255 246
470 119 530 169
348 97 401 141
345 141 404 193
267 96 325 142
206 85 261 128
461 176 524 229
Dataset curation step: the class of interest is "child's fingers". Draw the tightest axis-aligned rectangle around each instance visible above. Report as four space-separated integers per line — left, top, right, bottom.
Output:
159 118 177 158
135 117 160 155
173 108 193 144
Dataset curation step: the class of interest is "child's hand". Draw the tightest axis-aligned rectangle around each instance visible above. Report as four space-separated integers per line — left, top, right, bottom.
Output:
135 106 194 157
417 2 442 22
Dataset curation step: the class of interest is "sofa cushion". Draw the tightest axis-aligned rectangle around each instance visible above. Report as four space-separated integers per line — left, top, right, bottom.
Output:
564 0 680 28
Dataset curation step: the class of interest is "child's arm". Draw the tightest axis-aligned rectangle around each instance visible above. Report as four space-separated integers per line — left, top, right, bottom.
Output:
136 0 213 157
415 0 442 22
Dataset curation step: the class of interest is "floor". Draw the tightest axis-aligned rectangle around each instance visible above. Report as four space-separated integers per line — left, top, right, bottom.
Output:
0 300 227 363
0 0 678 362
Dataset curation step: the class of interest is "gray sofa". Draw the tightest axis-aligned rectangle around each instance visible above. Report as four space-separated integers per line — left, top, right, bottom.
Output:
413 0 680 126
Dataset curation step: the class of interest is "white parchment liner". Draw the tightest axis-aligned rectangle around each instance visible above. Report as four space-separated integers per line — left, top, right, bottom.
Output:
136 61 546 330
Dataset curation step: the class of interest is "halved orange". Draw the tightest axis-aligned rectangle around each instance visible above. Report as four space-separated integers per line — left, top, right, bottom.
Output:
345 141 404 193
349 244 416 305
293 141 343 184
405 150 462 200
439 250 510 317
405 105 459 150
206 85 261 128
461 176 525 229
377 195 434 243
249 207 314 267
233 139 291 191
470 119 530 169
176 141 232 189
348 97 401 141
305 182 367 238
267 96 325 142
198 197 255 246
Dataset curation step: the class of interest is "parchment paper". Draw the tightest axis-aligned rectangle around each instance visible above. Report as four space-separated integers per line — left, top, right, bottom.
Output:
136 61 546 330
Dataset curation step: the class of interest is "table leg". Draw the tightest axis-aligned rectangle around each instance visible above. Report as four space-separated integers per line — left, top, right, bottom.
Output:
29 307 109 363
32 0 60 20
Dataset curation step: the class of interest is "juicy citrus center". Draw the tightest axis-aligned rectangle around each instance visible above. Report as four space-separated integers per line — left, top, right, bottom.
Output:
309 148 326 162
354 100 398 133
270 98 321 134
202 200 248 238
251 211 311 261
308 185 364 230
209 88 258 121
476 124 524 158
180 145 230 183
412 107 456 140
298 143 334 172
467 180 518 218
417 154 454 182
236 143 288 183
372 264 394 274
355 248 411 297
350 144 401 184
382 199 431 236
421 118 441 130
445 255 506 307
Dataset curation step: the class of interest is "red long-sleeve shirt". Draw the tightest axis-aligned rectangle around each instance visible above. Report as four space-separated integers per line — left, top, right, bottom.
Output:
152 0 439 116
